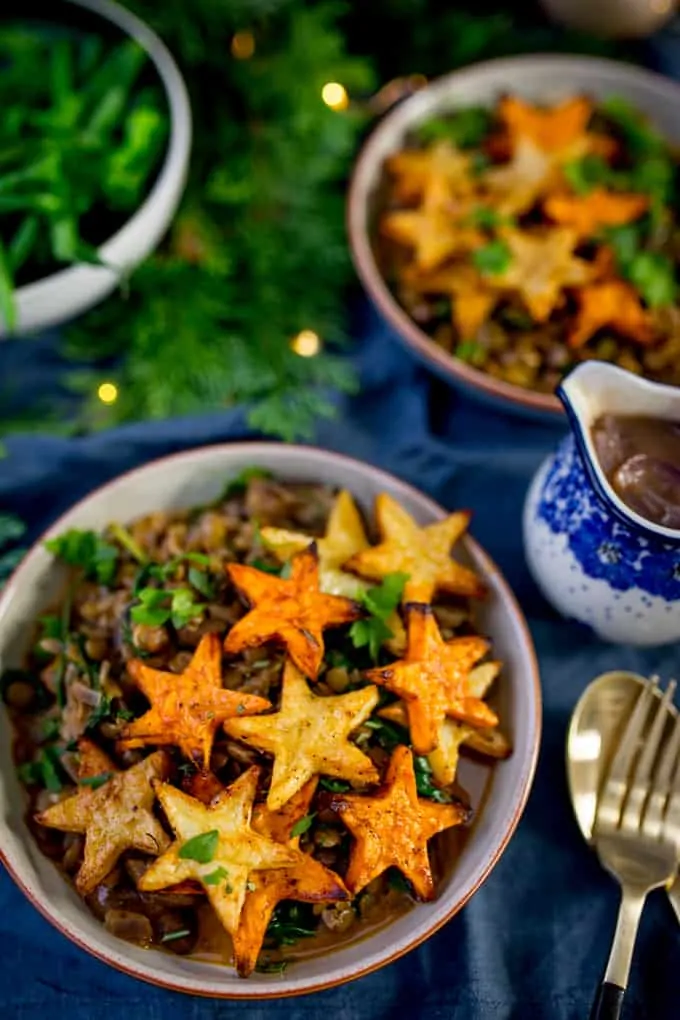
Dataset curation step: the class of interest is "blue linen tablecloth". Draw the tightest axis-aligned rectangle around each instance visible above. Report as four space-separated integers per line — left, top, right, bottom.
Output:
0 302 678 1020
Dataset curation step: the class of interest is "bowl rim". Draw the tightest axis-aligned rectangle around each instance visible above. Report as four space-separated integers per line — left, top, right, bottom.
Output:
4 0 192 337
347 52 680 417
0 441 542 998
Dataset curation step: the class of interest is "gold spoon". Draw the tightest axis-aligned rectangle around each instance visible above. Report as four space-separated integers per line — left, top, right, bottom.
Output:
566 670 680 925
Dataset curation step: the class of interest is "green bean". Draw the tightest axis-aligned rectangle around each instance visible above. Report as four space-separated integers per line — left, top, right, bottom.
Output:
9 216 38 272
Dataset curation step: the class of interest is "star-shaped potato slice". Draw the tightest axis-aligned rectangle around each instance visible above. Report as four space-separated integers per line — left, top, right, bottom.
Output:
225 546 362 680
225 658 379 810
544 188 648 236
36 738 170 894
379 661 510 785
568 280 656 349
385 140 474 203
365 604 496 755
138 768 299 938
484 137 557 216
121 633 270 767
345 493 484 605
499 95 592 157
490 227 592 322
381 177 482 273
330 745 469 898
232 778 348 977
405 263 498 340
260 490 406 651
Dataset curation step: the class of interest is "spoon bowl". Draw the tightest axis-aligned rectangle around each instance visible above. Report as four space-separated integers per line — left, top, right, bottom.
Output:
566 670 680 922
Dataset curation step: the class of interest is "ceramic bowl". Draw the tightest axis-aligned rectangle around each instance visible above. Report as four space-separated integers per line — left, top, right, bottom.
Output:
347 54 680 420
0 443 541 997
0 0 192 338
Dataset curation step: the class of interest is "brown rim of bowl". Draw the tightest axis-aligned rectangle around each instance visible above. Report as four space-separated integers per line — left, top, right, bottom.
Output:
0 441 542 998
347 53 680 417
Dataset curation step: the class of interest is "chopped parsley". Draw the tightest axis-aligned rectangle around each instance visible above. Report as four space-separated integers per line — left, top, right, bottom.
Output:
221 467 272 500
413 755 453 803
349 572 408 662
130 585 206 630
178 829 219 864
79 772 114 790
472 239 511 276
415 107 493 149
266 903 317 946
290 813 315 838
605 224 677 308
466 205 506 229
364 716 408 752
85 694 114 731
160 929 191 943
17 745 65 792
45 529 118 585
455 341 485 365
202 866 230 886
318 777 351 793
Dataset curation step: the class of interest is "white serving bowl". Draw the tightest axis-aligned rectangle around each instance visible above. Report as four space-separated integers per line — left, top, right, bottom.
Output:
0 443 541 998
1 0 192 338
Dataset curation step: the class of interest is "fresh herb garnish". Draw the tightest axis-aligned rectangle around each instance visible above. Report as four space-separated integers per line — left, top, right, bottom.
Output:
187 565 215 598
472 239 511 276
455 341 485 365
266 903 317 946
85 694 114 731
17 745 65 792
79 772 113 790
250 558 283 576
45 529 118 585
290 813 315 838
108 522 147 564
160 928 191 944
221 467 272 501
563 154 613 195
318 776 351 793
202 866 230 886
605 223 677 308
349 573 408 662
178 829 219 864
413 755 453 803
466 206 506 229
130 585 206 630
601 96 667 157
416 107 492 149
364 716 408 752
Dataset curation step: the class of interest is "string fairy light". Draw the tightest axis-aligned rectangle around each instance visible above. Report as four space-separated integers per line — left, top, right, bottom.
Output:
97 382 119 405
290 329 321 357
231 30 255 60
321 82 348 111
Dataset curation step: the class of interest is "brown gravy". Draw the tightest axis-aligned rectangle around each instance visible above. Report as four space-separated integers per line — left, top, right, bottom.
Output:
591 414 680 529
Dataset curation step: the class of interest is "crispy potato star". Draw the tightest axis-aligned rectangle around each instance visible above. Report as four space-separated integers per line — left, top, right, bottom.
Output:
224 658 379 810
568 279 656 349
345 493 484 604
121 633 270 767
232 778 348 977
260 490 406 651
544 188 648 236
385 140 474 203
484 137 557 216
405 263 498 340
499 95 592 157
36 738 170 894
330 745 470 898
225 546 362 680
138 768 299 937
365 604 496 755
379 661 511 785
381 177 482 273
491 227 592 322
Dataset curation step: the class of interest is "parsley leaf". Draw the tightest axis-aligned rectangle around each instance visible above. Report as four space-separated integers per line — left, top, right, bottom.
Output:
563 154 613 195
318 777 351 793
349 572 408 662
85 694 113 731
413 755 453 803
364 716 408 751
601 96 666 157
416 107 492 149
203 865 230 886
221 467 272 500
45 529 118 585
466 205 506 229
290 813 315 837
627 250 676 308
17 745 65 792
178 829 219 863
79 772 114 790
187 565 215 598
455 341 485 365
160 928 191 944
130 586 205 630
472 239 511 276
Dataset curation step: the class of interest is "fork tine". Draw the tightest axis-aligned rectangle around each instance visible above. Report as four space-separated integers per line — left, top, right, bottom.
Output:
660 712 680 849
629 681 676 837
595 679 658 832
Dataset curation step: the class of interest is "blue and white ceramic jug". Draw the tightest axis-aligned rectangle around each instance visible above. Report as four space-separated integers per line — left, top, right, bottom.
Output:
523 361 680 646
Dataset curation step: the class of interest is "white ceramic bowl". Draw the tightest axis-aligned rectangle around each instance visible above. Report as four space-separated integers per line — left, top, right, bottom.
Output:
0 443 541 998
1 0 192 338
348 55 680 419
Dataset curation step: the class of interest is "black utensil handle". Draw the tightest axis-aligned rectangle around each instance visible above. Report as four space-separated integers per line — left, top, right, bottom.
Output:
589 981 625 1020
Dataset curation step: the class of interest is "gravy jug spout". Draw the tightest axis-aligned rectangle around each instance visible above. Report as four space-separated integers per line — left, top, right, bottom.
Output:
557 360 680 542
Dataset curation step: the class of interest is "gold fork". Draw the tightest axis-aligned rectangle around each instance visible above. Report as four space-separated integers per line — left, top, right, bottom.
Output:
589 678 680 1020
